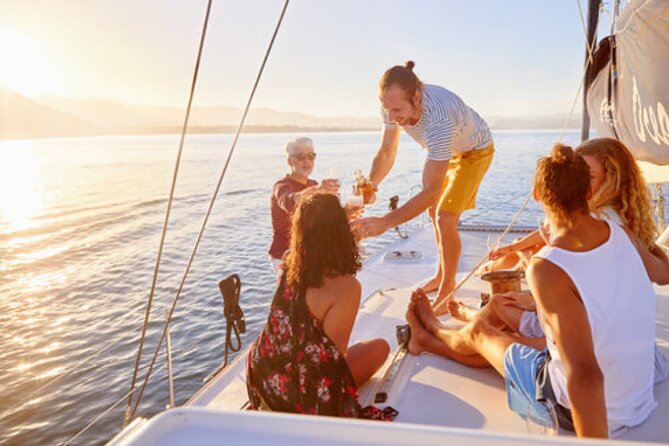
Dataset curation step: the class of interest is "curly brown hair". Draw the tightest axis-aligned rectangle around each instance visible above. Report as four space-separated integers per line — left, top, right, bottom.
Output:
285 193 361 291
534 143 591 228
576 137 657 249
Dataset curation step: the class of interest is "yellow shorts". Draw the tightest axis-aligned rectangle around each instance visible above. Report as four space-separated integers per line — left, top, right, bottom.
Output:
437 143 494 214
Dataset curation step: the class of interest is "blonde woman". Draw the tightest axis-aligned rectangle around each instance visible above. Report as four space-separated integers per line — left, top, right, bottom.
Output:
484 137 664 272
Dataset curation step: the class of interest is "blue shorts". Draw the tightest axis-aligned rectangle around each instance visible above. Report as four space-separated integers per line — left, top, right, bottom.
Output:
503 343 573 430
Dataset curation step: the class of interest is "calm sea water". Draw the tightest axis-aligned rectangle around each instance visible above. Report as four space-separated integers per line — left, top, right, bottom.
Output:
0 130 587 445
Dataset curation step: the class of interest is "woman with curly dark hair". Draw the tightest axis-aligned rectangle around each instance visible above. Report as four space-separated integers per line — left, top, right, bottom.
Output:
246 193 396 420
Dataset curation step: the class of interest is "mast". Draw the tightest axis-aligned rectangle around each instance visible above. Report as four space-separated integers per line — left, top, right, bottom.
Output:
581 0 601 141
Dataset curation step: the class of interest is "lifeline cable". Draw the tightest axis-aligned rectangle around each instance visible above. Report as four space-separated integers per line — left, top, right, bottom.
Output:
128 0 290 421
124 0 215 425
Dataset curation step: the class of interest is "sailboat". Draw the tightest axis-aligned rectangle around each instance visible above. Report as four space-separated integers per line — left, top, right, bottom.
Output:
106 0 669 444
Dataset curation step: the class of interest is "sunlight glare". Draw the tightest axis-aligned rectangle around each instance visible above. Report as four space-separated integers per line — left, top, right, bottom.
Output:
0 26 62 96
0 141 44 231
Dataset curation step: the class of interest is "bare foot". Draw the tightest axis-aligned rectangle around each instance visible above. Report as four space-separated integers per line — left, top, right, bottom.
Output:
405 302 434 355
432 299 451 317
421 275 441 293
447 300 478 322
412 289 443 334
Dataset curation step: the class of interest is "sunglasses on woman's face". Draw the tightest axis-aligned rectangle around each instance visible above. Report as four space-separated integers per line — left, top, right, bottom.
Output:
291 152 317 161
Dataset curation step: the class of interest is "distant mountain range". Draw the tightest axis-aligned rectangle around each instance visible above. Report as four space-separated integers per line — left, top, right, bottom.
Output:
0 87 581 141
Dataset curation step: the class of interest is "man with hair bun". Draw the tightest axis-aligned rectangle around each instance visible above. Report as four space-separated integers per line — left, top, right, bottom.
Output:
269 137 339 272
355 61 494 312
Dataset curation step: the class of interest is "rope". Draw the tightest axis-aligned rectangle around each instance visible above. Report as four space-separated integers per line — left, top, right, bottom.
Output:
576 0 597 65
61 337 202 446
558 0 599 143
62 374 151 446
557 76 585 143
432 2 599 310
124 0 214 424
433 191 533 314
429 2 600 312
616 0 652 35
128 0 290 422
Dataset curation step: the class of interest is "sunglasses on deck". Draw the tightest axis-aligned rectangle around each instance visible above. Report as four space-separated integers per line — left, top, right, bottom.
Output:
291 152 317 161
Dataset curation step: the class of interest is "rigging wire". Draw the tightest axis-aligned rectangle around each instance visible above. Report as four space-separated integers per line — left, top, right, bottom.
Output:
122 0 600 426
63 366 164 446
561 0 603 143
124 0 215 425
127 0 291 422
61 337 202 446
616 0 652 35
576 0 598 65
435 0 602 304
432 191 534 314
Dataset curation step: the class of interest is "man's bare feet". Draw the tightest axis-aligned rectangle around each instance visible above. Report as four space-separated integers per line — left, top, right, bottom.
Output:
412 289 443 334
421 275 441 293
447 300 477 322
405 302 433 355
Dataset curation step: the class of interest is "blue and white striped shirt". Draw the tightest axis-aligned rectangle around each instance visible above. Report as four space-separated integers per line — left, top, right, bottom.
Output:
382 84 492 161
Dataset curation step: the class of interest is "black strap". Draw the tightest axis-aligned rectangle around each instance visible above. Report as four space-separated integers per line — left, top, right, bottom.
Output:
219 274 245 367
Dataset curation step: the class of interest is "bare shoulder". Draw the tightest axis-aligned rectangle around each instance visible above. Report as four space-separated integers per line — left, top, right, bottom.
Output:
527 257 579 312
307 275 361 321
325 274 361 302
316 274 360 310
619 224 644 250
527 258 572 295
527 257 568 282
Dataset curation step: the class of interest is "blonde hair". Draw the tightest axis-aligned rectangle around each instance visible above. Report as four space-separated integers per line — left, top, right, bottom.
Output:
534 143 591 228
576 137 657 249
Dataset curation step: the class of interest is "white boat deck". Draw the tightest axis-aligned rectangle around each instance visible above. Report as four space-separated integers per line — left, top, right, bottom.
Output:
119 226 669 444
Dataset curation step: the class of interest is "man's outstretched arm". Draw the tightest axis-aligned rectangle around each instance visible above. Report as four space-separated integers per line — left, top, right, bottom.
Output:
355 158 448 238
368 127 401 186
382 157 448 227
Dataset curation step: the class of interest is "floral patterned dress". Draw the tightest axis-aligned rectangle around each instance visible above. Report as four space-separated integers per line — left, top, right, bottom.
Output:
246 276 397 420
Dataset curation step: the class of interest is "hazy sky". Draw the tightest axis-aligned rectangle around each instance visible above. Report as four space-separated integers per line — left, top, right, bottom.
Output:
0 1 613 118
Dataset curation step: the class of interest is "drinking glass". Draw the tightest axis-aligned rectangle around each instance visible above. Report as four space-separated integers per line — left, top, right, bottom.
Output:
347 193 364 210
326 167 343 201
486 234 497 253
537 216 551 244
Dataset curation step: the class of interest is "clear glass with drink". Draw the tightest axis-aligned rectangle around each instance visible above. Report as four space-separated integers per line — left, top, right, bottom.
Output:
353 169 376 205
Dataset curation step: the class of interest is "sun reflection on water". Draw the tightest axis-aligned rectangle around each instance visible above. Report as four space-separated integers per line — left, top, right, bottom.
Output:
0 140 44 232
